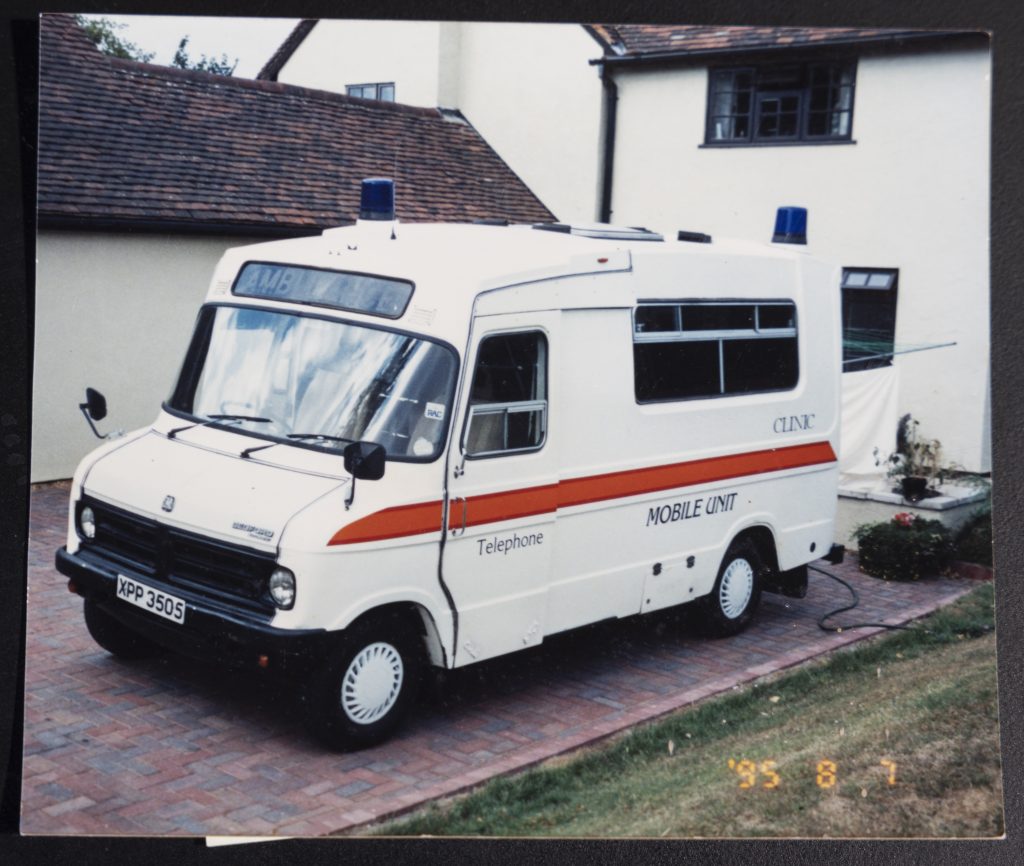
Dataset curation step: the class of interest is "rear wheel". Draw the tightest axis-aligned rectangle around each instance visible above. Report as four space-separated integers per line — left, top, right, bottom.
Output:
699 537 764 636
84 598 162 659
304 615 422 750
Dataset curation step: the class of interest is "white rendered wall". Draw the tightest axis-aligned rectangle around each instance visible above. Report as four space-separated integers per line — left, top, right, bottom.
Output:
274 20 607 224
456 22 606 223
276 19 444 108
33 231 260 482
609 47 991 471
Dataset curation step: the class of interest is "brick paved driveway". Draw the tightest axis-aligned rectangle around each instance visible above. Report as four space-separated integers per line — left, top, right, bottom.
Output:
21 483 973 837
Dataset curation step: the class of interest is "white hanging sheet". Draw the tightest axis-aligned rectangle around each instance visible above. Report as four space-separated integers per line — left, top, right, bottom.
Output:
839 365 900 481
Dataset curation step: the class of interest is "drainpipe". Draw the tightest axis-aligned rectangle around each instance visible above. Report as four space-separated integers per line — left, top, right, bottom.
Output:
599 63 618 224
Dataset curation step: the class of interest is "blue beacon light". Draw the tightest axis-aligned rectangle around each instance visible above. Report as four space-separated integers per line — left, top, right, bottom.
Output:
359 178 395 221
772 206 808 245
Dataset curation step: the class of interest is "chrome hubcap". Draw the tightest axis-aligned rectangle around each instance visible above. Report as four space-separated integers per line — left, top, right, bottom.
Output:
341 642 404 725
719 557 754 619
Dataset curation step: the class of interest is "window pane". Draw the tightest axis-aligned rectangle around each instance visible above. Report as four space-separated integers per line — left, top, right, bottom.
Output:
635 305 679 333
708 70 752 141
380 84 395 101
634 341 720 401
758 303 796 330
467 332 547 454
867 272 893 289
471 333 545 403
175 307 457 460
683 305 755 331
507 406 544 450
843 271 869 288
723 338 798 393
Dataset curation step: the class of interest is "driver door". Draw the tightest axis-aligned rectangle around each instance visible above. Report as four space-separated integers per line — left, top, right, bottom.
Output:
442 312 559 666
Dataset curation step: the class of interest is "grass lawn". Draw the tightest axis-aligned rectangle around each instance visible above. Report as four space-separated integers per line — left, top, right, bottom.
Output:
375 583 1002 838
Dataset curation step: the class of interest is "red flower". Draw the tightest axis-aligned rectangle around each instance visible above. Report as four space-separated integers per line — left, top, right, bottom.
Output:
893 512 917 527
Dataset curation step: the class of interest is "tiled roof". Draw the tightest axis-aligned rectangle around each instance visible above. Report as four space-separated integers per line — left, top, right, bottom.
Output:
38 15 554 233
256 19 317 81
587 24 969 59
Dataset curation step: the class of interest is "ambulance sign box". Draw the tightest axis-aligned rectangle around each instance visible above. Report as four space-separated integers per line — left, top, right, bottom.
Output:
57 183 842 750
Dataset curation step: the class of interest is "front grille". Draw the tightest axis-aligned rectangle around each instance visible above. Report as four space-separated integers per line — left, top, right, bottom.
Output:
79 497 277 617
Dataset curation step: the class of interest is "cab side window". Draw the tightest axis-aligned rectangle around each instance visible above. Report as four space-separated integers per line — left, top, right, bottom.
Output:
464 332 547 456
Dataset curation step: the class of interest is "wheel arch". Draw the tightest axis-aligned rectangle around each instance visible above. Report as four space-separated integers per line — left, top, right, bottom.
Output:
732 523 780 576
342 601 448 668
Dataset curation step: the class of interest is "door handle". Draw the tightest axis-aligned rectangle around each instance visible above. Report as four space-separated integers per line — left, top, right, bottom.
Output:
450 496 467 537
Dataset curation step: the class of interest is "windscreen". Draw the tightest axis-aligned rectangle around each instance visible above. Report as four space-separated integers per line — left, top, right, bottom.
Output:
169 306 457 461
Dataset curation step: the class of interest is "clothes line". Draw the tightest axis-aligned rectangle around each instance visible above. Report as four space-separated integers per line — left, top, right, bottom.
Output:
842 340 957 368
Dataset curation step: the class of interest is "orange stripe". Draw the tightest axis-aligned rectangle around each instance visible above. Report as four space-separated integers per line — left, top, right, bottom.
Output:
328 500 444 546
328 441 836 546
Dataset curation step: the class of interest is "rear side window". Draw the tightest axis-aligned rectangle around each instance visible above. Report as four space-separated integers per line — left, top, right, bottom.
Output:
463 332 547 456
633 301 798 402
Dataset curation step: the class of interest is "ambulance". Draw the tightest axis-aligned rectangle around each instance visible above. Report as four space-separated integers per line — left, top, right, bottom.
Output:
57 179 843 750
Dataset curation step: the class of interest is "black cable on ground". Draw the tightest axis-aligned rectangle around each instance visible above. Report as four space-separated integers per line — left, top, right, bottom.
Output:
809 563 914 633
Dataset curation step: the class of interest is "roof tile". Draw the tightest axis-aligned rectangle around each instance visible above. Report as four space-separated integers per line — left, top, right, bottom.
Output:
39 15 553 233
588 23 966 58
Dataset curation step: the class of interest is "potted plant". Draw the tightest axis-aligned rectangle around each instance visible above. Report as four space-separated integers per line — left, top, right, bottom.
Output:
874 414 944 503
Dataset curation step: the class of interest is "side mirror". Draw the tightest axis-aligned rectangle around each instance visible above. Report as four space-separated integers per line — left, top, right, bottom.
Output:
84 387 107 421
342 441 386 510
79 387 119 439
343 441 386 480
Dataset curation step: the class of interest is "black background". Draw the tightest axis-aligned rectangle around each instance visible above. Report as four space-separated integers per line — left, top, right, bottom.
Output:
2 1 1021 864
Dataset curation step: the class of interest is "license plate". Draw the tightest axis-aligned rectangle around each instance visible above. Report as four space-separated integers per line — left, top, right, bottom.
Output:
116 575 186 625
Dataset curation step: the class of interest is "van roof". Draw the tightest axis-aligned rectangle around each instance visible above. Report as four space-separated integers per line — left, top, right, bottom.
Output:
217 221 801 288
209 221 814 345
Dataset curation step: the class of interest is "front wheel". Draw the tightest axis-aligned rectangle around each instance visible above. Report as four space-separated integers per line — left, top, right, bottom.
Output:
698 538 764 637
304 617 422 751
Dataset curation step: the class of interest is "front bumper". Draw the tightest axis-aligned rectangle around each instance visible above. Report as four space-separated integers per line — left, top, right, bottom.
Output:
56 546 328 675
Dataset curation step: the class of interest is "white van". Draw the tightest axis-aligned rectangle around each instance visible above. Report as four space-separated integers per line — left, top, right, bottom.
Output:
57 180 843 750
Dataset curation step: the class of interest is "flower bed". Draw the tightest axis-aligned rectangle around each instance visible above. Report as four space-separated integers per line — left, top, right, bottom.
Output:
852 512 956 581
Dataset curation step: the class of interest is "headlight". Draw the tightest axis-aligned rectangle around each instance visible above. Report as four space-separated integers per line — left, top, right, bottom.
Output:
80 505 96 540
268 567 296 609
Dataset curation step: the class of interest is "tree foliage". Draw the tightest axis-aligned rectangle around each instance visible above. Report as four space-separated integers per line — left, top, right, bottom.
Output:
75 17 238 77
75 15 155 62
171 36 237 76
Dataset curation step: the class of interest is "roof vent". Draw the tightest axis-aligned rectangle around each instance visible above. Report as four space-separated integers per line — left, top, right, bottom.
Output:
533 223 664 242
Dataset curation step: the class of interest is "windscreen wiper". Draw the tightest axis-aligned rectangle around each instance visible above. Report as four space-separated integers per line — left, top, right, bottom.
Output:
167 414 272 440
286 433 353 445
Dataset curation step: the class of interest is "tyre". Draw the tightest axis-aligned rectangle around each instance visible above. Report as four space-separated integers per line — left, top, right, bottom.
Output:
304 615 422 750
84 598 162 659
699 537 764 637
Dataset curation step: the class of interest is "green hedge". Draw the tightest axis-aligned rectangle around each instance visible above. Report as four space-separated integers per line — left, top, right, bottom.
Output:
954 507 993 567
853 513 956 581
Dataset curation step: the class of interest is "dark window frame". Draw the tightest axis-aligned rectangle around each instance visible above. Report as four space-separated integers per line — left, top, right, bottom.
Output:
841 267 899 373
704 60 856 146
461 330 549 459
633 300 800 404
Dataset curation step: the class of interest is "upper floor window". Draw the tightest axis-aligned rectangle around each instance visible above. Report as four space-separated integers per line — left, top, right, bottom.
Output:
705 62 855 145
841 268 898 372
346 82 396 102
633 301 798 402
